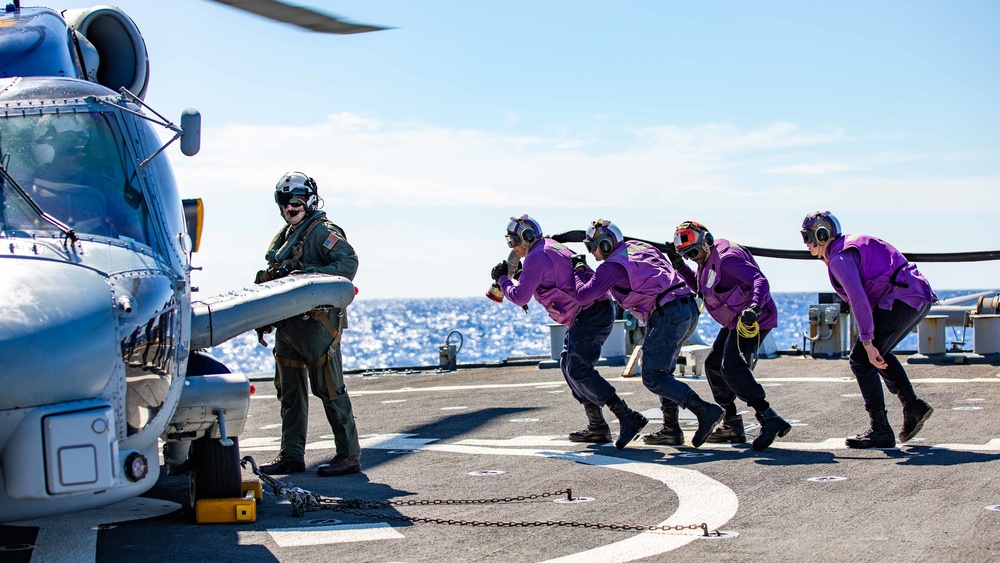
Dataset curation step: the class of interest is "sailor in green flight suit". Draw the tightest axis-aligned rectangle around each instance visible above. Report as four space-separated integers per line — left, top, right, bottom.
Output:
257 171 362 477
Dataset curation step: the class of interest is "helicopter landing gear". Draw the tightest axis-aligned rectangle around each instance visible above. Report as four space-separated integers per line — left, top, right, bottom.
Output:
187 435 242 509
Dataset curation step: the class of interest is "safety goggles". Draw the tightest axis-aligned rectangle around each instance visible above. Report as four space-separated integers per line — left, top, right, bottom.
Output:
800 228 817 246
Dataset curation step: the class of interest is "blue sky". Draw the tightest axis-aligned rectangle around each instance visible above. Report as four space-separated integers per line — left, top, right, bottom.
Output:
95 0 999 299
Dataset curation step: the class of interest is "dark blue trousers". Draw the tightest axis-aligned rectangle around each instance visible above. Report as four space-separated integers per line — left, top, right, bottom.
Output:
640 299 701 410
560 299 616 406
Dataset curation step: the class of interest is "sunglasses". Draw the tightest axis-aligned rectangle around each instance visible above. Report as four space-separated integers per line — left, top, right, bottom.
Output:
800 229 817 245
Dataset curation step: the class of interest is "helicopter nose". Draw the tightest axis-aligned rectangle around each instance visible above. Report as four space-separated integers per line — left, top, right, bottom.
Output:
0 260 117 409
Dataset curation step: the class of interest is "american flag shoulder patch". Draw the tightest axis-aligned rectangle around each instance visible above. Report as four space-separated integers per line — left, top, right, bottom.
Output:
323 232 340 249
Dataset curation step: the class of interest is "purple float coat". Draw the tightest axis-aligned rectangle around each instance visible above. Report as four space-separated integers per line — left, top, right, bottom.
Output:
824 235 936 341
499 238 597 327
574 240 691 323
675 239 778 330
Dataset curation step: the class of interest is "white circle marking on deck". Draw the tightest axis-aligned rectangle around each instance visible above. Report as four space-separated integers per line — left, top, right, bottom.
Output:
952 406 983 411
807 476 846 482
359 434 739 561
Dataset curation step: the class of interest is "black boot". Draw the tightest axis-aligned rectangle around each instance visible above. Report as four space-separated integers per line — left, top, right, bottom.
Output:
644 406 684 445
897 390 933 443
259 453 305 474
568 403 612 443
608 398 648 450
752 408 791 451
706 414 747 444
685 395 724 448
846 409 896 449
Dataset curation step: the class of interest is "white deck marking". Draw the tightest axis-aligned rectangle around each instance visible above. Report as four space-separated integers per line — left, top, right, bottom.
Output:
384 442 739 562
14 497 179 563
262 522 403 546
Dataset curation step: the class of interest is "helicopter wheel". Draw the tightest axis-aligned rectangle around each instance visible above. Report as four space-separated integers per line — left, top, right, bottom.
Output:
188 435 242 509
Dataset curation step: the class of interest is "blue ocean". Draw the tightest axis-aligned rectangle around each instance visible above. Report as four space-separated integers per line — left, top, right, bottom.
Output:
208 289 991 374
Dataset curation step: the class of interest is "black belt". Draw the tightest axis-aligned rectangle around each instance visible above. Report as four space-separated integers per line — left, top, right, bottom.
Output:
659 295 695 309
890 263 910 288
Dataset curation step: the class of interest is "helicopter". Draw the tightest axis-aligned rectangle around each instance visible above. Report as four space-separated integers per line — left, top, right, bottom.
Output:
0 1 383 522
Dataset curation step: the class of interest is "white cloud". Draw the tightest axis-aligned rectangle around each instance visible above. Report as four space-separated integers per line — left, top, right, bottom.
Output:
761 163 863 175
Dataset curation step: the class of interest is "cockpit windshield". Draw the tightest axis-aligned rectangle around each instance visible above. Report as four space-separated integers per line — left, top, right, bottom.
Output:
0 112 159 251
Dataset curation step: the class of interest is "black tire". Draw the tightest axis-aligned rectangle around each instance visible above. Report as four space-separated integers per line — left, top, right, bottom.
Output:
188 435 242 507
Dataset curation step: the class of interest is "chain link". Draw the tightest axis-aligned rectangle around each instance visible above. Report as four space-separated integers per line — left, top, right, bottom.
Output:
242 456 711 536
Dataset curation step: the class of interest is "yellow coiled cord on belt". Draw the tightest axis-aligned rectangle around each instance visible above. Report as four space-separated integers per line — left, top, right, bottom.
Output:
737 319 761 369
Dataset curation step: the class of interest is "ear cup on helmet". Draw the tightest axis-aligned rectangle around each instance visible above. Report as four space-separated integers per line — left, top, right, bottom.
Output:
598 238 612 255
521 227 536 245
815 225 830 243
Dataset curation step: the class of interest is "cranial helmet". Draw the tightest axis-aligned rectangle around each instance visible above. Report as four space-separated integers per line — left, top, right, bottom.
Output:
32 114 90 165
673 221 714 256
584 219 624 255
800 211 842 246
274 171 319 211
506 214 543 248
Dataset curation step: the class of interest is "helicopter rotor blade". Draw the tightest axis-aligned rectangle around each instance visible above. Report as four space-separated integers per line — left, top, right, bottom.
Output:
209 0 391 34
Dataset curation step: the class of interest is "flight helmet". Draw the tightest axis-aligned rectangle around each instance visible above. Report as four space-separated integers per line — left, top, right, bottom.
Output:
506 214 543 248
800 211 842 246
274 171 319 211
673 221 714 257
32 114 90 165
584 219 623 255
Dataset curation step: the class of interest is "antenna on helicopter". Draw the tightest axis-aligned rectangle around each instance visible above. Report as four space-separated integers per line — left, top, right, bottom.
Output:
210 0 392 34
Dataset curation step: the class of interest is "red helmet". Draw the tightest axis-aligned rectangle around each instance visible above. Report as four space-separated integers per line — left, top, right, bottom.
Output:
673 221 713 256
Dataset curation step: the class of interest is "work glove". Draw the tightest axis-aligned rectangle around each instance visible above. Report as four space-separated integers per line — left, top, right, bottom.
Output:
571 253 588 272
739 304 762 326
491 261 508 282
663 242 685 270
255 325 273 347
550 230 587 244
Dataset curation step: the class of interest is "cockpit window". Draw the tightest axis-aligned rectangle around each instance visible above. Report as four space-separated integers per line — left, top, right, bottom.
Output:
0 112 160 252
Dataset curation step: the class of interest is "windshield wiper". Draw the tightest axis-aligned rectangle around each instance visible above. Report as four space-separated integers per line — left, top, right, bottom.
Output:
0 155 78 244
